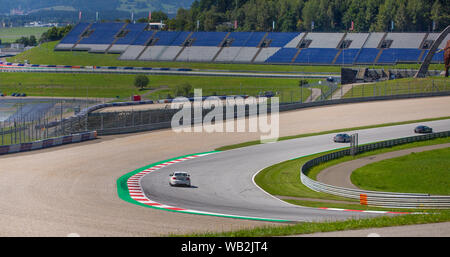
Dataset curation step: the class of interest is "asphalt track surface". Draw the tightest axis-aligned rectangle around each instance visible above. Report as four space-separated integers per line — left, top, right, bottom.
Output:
0 97 449 236
140 119 450 222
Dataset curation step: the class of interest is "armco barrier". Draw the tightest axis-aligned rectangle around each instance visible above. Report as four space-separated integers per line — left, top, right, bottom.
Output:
300 131 450 208
89 91 450 135
0 131 97 155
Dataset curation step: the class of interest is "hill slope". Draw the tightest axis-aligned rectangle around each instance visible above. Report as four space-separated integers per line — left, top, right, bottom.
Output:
0 0 194 15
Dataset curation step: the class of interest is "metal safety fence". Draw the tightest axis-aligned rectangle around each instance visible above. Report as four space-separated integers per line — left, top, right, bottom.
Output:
300 131 450 208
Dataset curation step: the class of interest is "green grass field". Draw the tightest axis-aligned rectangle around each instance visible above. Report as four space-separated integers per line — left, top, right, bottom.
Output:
6 41 445 73
343 77 450 98
351 147 450 195
0 72 315 102
0 27 49 44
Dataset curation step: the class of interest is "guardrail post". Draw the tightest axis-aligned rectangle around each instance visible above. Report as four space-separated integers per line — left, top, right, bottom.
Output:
350 133 358 156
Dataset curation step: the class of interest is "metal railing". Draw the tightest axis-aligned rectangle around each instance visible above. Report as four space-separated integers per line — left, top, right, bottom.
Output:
0 98 100 146
300 131 450 208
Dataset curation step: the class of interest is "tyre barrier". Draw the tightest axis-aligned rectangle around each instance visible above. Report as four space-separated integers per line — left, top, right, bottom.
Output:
300 131 450 208
0 131 97 155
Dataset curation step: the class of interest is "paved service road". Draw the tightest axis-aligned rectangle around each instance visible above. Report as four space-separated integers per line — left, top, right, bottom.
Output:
140 119 450 222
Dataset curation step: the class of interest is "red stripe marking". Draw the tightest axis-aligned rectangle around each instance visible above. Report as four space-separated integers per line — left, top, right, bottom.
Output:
132 198 149 201
165 207 186 211
344 209 365 212
144 203 162 206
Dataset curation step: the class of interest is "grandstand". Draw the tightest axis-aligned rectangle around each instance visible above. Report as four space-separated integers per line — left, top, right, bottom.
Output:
55 22 447 65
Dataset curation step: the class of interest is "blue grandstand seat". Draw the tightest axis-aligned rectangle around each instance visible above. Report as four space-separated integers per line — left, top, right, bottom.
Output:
114 23 148 45
59 23 90 44
265 48 298 63
170 31 192 46
294 48 339 64
265 32 300 47
334 49 359 64
431 50 444 62
79 23 125 45
153 31 183 46
377 49 422 64
227 32 266 47
354 48 380 64
419 49 444 63
59 24 443 65
131 31 155 45
191 32 228 46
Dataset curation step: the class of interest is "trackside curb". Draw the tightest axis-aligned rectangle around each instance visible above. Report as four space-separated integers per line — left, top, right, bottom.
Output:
116 151 290 223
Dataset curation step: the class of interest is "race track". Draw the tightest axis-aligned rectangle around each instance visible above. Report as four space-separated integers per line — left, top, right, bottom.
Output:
139 119 450 222
0 96 449 236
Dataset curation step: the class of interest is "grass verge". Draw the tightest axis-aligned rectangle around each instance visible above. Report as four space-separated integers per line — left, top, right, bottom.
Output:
182 210 450 237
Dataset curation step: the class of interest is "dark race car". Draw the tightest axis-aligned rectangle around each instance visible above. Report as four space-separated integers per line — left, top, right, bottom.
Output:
414 125 433 134
333 133 351 143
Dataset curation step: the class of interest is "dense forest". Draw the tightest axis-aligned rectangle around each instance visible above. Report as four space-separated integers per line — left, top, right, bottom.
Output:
164 0 449 32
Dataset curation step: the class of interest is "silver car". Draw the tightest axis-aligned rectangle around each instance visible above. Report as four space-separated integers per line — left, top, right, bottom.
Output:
169 171 191 187
333 133 351 143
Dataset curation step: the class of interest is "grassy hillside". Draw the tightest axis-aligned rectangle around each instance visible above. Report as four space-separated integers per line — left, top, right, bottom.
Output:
0 27 49 44
0 0 194 15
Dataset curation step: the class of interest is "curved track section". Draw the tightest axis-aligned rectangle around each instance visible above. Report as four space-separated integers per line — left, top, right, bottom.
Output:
0 97 449 236
138 120 450 222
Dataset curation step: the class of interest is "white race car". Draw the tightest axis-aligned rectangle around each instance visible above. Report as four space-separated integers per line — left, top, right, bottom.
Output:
169 171 191 187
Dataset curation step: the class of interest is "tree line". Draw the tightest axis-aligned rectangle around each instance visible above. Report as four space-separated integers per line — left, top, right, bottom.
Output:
161 0 449 32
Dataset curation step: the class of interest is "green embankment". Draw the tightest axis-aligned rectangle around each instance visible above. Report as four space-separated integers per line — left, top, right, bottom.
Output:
351 147 450 195
6 41 445 73
343 77 450 98
0 72 314 102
